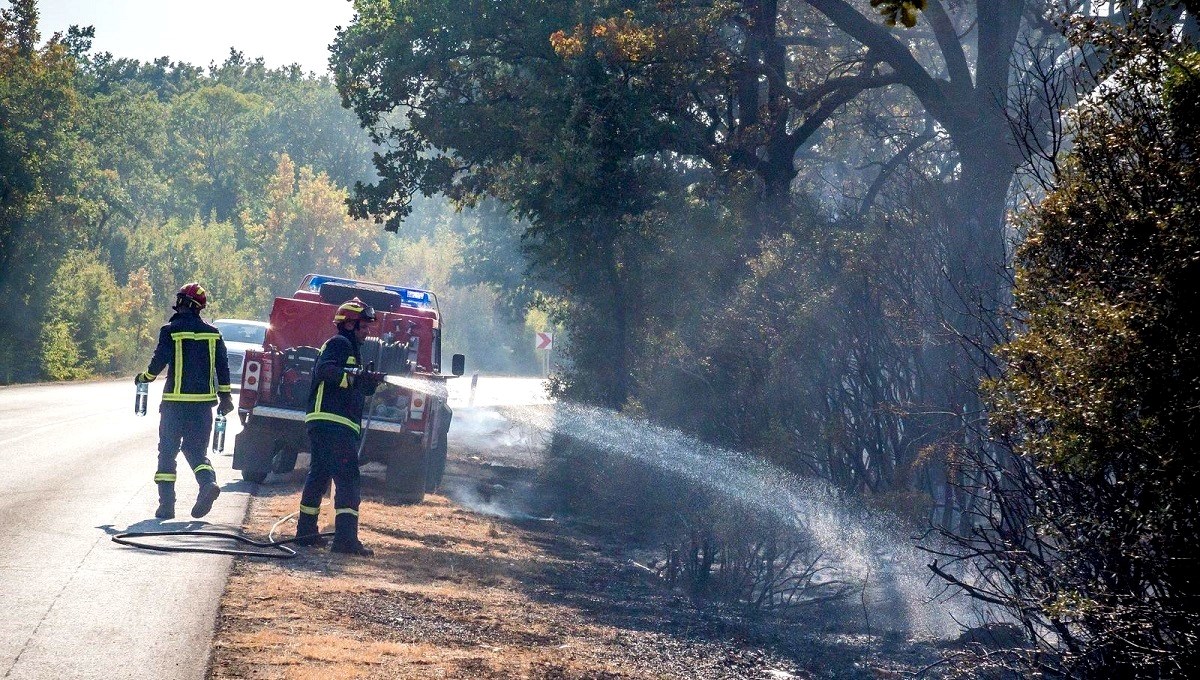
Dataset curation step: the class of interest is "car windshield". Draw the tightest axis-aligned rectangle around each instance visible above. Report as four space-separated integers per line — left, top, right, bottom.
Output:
217 321 267 344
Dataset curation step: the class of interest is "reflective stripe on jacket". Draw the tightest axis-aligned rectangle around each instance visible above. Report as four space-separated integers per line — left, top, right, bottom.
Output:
304 330 376 435
140 311 231 404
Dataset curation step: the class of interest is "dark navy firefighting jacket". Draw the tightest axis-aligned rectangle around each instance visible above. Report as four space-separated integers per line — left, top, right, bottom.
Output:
305 329 378 436
140 310 232 404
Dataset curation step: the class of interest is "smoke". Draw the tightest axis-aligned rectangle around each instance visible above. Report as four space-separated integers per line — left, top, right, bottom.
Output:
449 405 550 466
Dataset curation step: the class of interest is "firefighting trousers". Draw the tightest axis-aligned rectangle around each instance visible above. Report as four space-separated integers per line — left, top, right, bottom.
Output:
298 423 361 526
155 401 217 501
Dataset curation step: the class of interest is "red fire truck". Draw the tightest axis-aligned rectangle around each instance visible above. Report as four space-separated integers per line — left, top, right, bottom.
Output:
232 274 465 503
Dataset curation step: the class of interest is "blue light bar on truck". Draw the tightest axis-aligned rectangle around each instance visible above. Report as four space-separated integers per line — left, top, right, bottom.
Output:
299 274 436 309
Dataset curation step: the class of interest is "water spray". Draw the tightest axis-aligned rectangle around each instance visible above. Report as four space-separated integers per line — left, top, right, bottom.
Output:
483 400 980 637
383 373 448 398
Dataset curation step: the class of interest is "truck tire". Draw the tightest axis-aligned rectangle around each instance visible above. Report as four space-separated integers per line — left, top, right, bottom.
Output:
233 423 273 483
271 442 299 474
383 433 427 504
425 438 447 493
241 462 270 484
425 404 452 493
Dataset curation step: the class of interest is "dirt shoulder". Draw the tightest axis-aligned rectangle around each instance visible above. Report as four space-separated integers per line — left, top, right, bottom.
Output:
209 458 941 680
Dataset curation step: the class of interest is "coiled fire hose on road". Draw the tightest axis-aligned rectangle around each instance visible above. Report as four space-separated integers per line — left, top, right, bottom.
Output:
111 513 334 559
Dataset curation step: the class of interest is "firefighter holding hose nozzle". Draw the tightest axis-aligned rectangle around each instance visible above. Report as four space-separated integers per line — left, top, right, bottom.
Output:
294 297 385 556
135 283 234 520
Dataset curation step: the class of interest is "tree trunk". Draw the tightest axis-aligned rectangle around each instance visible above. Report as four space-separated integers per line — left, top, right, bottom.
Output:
947 139 1013 333
599 232 630 410
929 129 1016 530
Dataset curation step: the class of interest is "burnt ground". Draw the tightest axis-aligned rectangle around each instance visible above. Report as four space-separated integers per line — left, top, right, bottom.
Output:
209 453 956 680
204 460 955 676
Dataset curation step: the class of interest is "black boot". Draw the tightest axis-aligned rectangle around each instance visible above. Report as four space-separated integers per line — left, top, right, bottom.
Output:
155 482 175 519
294 511 327 547
330 511 373 556
191 482 221 518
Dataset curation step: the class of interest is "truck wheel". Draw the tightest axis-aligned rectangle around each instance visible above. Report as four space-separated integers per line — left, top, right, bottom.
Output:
233 423 273 483
383 434 427 504
241 461 270 483
425 438 447 493
271 442 299 474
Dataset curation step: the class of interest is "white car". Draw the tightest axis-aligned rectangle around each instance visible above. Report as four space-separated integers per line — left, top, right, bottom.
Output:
214 319 269 388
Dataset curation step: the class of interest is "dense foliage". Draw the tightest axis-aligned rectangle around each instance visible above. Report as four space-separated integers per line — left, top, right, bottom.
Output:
332 0 1200 664
0 1 539 383
2 1 94 382
330 0 1056 527
932 10 1200 677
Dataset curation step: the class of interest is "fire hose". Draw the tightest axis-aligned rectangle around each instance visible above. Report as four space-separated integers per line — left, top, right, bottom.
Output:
111 512 334 559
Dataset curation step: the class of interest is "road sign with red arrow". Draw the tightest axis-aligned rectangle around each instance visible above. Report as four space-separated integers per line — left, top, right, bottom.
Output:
535 331 553 350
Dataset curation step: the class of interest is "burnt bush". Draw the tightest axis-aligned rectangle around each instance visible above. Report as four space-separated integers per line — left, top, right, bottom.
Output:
654 503 853 615
538 434 851 615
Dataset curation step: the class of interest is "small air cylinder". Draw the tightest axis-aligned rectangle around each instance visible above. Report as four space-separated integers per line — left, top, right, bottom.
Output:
211 414 227 453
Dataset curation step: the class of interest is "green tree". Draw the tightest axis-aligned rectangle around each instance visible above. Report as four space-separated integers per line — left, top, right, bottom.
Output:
84 53 203 101
246 154 381 300
39 249 121 379
78 87 170 257
119 214 260 323
333 0 682 406
109 267 158 371
258 73 377 192
1 0 98 382
204 51 378 191
167 84 270 226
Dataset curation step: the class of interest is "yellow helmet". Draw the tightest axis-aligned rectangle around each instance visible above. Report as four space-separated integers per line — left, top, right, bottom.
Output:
333 297 376 325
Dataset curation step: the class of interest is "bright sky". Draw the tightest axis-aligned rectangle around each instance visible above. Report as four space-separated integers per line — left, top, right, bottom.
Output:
38 0 356 74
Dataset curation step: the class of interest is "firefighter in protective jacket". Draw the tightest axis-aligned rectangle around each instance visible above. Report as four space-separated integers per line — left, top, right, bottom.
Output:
135 283 234 520
294 297 384 555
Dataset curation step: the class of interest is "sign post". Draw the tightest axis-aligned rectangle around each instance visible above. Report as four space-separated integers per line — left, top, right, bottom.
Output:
535 331 553 377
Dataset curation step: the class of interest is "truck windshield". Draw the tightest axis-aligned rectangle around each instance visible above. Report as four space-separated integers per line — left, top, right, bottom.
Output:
216 321 268 344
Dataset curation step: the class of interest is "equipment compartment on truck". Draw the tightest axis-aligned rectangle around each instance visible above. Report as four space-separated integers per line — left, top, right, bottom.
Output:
232 274 465 503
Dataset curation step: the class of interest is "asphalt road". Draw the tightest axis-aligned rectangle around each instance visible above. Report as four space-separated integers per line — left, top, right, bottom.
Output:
0 379 251 680
0 373 548 679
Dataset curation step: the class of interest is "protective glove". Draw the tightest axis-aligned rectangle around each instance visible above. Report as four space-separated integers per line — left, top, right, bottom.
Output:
356 370 385 397
217 393 235 416
134 372 149 385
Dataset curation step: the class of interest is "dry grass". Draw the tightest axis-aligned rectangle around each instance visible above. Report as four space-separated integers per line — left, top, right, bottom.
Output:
208 463 930 679
210 482 656 679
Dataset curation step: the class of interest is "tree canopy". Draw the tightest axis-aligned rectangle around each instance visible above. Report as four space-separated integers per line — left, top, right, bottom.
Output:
0 1 540 382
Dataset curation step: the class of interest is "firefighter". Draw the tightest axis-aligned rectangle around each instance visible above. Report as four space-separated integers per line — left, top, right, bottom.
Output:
294 297 384 555
135 282 234 520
